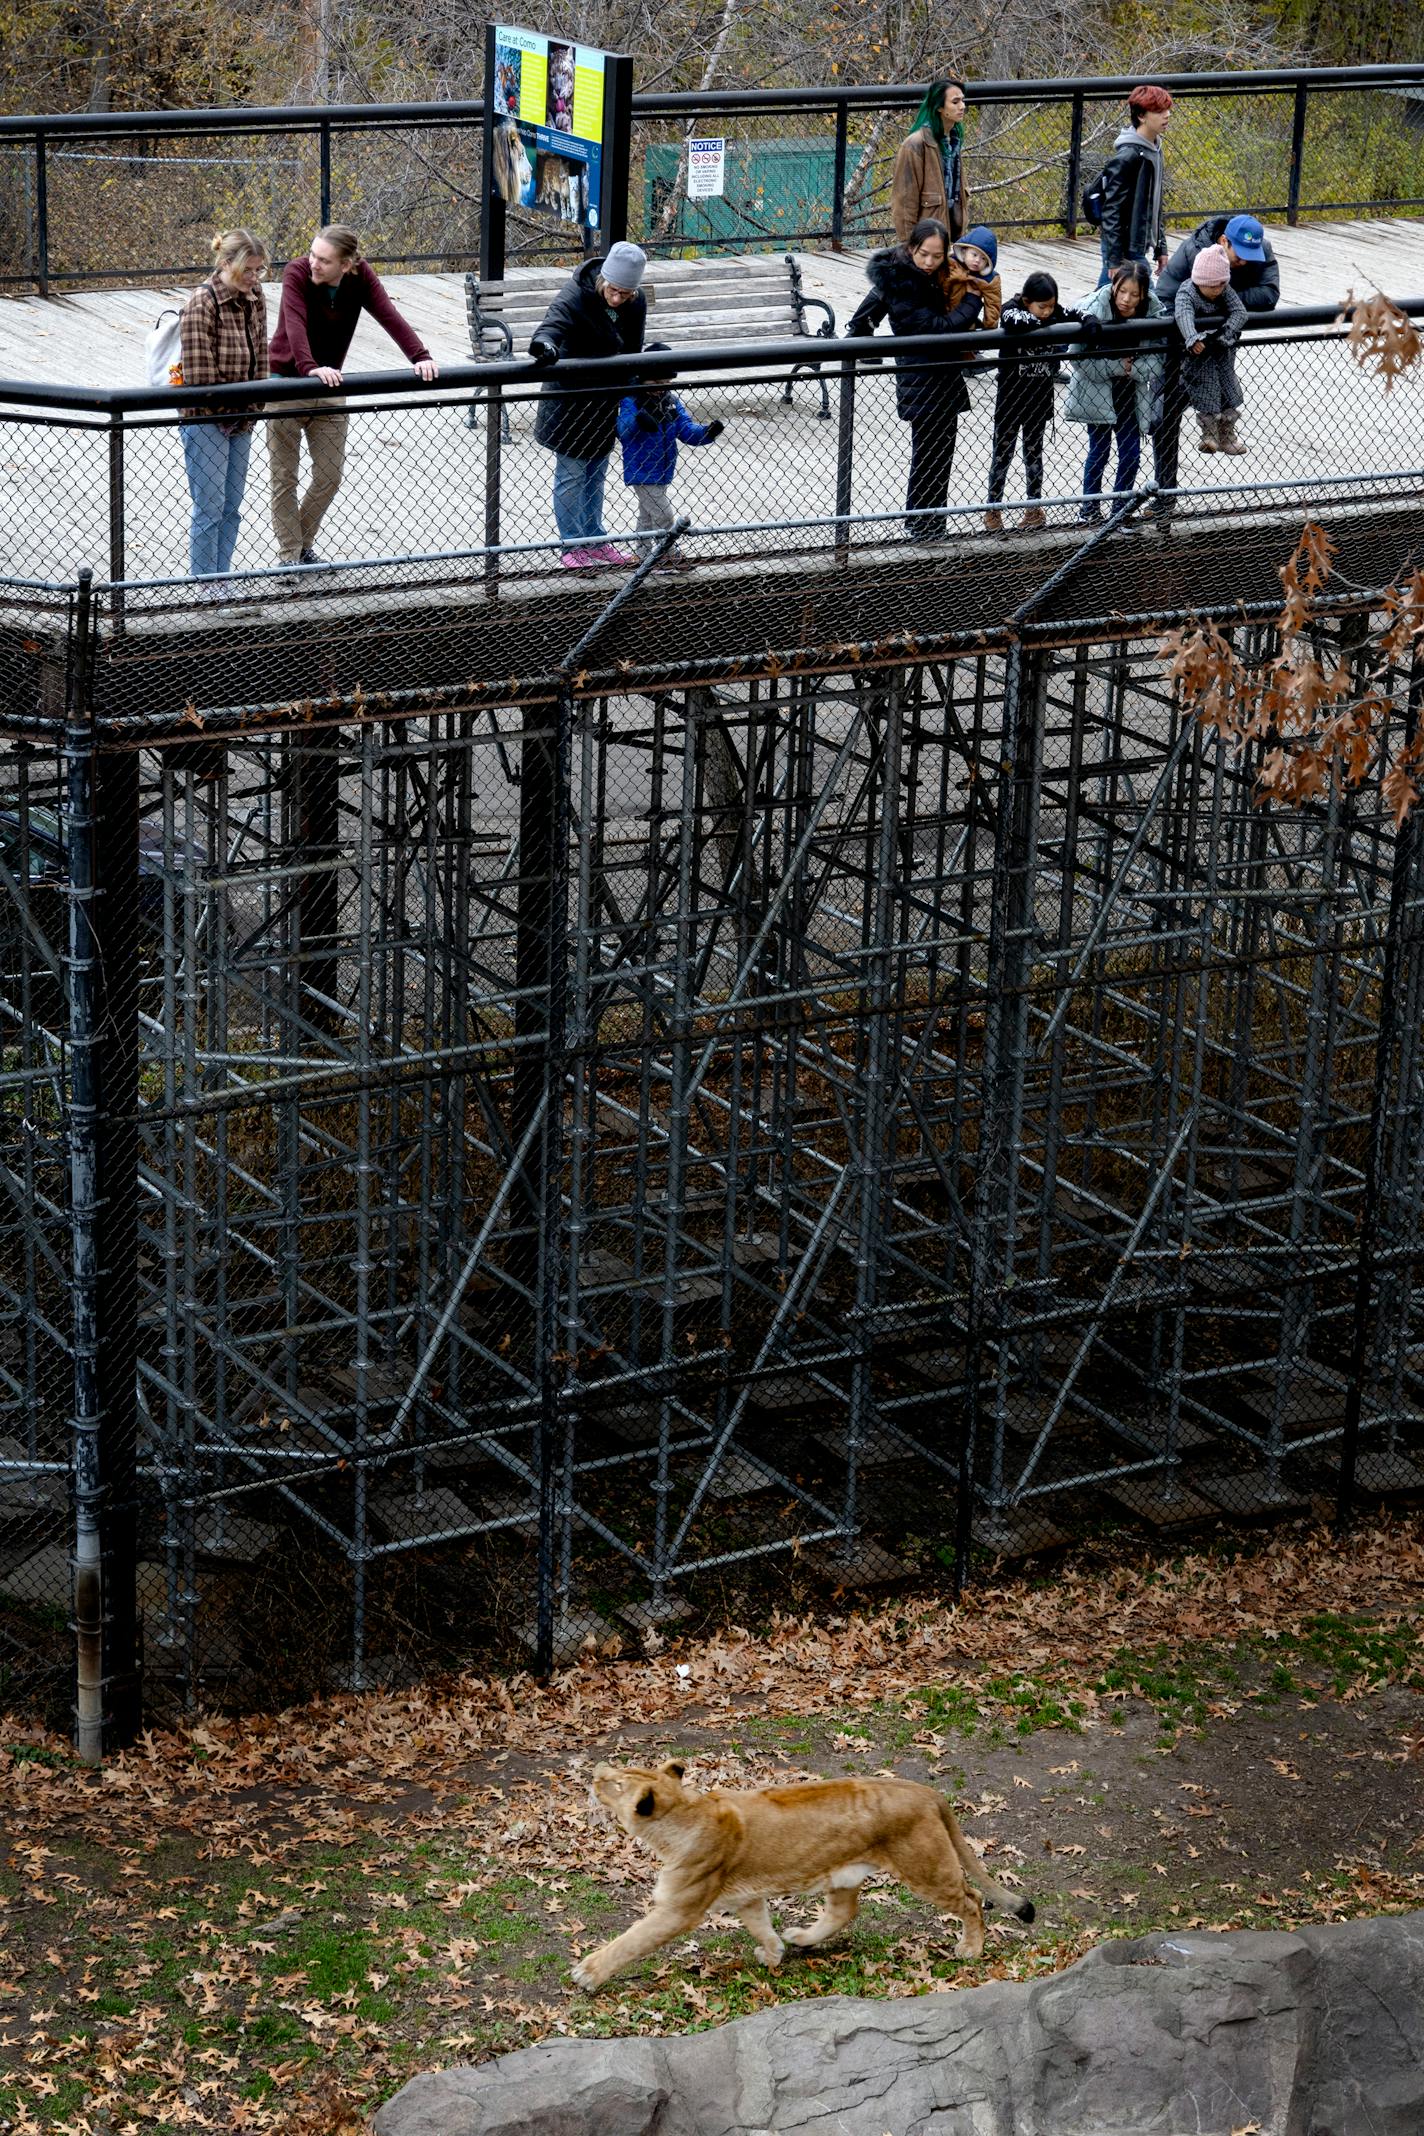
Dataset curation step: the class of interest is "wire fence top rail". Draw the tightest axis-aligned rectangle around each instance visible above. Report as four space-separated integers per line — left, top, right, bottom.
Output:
2 296 1420 416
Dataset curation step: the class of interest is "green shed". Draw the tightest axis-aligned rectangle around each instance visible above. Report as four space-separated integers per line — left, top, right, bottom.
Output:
642 135 874 248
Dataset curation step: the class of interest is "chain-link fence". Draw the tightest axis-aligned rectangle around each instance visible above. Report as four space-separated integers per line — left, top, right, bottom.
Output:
5 65 1424 292
1 312 1423 1750
3 301 1423 593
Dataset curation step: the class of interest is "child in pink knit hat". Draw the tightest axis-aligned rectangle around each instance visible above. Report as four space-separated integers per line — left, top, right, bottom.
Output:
1173 242 1248 452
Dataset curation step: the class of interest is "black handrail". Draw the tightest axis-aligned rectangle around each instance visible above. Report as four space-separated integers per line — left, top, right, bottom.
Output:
2 295 1419 417
2 61 1424 136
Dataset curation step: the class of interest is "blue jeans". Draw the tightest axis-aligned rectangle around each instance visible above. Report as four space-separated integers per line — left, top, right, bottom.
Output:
552 452 610 546
181 423 253 577
1083 376 1141 510
1083 419 1141 506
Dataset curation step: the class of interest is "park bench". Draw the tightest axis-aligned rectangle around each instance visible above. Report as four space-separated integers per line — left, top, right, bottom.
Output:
464 252 837 430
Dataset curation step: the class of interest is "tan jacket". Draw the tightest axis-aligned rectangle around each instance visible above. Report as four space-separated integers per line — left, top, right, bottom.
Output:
944 253 1001 331
891 125 969 243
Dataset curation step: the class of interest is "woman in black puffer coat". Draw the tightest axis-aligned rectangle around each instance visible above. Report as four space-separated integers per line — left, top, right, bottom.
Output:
848 218 986 543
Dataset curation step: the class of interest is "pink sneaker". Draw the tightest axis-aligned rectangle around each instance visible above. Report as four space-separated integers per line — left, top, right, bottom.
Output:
590 543 633 565
560 547 602 568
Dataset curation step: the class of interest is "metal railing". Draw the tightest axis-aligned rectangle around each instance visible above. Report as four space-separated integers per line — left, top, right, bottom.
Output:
2 297 1423 607
3 63 1424 293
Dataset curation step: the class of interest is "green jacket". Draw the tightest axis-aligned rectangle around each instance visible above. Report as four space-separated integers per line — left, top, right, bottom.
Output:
1062 282 1165 432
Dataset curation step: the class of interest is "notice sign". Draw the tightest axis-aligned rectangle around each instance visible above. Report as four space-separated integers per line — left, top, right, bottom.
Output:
687 136 726 199
491 23 610 232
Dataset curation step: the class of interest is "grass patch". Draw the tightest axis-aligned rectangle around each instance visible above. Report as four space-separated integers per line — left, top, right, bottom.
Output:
1283 1612 1424 1694
1095 1612 1423 1733
915 1673 1086 1740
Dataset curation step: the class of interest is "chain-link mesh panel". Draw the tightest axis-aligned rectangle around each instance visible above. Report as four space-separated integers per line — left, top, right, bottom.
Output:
3 318 1420 596
5 77 1424 292
630 107 884 258
1300 89 1424 218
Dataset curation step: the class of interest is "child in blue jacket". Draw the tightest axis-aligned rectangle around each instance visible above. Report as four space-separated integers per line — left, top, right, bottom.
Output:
616 343 724 562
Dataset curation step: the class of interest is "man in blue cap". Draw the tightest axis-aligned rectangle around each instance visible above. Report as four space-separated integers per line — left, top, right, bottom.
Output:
1151 213 1280 509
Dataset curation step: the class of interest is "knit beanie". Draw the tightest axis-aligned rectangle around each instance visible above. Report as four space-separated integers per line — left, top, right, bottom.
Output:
600 242 647 292
1191 243 1231 288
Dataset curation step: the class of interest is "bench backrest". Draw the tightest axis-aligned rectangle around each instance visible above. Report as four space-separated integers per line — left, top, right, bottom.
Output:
469 255 819 358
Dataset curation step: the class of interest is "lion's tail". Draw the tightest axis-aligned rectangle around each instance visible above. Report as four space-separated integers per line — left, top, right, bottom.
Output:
938 1798 1036 1923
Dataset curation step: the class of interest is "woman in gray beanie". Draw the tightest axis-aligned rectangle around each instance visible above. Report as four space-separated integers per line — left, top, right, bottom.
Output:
528 243 649 566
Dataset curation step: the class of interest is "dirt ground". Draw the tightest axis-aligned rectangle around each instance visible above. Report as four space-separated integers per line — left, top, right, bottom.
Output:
0 1513 1421 2132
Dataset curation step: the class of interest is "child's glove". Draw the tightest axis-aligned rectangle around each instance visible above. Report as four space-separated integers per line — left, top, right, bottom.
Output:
704 419 725 440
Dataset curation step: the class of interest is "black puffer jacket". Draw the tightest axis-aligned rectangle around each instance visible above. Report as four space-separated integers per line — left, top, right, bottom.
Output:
529 255 647 458
849 247 983 423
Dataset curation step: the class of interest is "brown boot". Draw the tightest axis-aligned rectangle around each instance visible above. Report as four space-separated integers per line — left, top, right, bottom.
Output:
983 508 1004 534
1217 413 1247 454
1198 413 1220 453
1018 505 1047 531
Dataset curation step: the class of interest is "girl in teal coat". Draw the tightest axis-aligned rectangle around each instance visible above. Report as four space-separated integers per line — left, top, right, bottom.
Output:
1062 263 1164 521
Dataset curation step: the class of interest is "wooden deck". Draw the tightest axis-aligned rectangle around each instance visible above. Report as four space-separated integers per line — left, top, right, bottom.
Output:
1 221 1422 588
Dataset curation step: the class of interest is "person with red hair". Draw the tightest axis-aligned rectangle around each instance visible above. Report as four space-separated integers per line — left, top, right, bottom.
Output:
1097 84 1173 286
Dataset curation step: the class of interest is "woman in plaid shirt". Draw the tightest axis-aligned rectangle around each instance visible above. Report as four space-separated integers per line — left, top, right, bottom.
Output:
178 229 270 580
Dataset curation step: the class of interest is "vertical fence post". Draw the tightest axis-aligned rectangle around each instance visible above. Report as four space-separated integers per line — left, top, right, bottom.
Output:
1335 649 1421 1528
830 97 849 250
107 413 126 638
319 118 332 226
957 640 1045 1587
1064 90 1085 240
511 687 572 1674
1287 81 1308 227
292 731 342 1029
483 383 503 596
34 128 49 298
66 566 143 1762
834 356 856 567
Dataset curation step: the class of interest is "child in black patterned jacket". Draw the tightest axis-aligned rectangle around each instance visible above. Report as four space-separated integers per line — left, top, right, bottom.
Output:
984 271 1084 533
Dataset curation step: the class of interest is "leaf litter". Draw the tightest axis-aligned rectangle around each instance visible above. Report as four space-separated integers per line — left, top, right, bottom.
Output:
0 1510 1420 2130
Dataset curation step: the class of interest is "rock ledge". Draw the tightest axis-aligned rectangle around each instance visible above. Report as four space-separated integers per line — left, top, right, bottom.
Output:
374 1910 1424 2135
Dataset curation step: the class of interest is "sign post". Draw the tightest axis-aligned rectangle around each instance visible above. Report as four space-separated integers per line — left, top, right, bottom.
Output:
482 21 633 282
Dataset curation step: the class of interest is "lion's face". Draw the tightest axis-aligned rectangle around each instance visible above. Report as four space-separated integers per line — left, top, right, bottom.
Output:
587 1759 688 1833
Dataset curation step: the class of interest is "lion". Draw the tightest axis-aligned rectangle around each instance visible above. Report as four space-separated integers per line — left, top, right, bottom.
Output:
571 1758 1034 1991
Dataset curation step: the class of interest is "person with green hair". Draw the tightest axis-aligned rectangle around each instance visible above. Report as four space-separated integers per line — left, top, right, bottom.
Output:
892 78 969 243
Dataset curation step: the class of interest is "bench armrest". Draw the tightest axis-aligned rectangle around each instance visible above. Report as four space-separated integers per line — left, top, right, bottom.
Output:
463 271 515 362
782 253 836 340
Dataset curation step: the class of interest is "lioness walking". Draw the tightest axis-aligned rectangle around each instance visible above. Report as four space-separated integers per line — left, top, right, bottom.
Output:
573 1758 1034 1991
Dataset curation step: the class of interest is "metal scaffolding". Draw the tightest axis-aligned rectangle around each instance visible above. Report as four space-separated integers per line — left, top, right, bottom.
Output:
0 385 1422 1753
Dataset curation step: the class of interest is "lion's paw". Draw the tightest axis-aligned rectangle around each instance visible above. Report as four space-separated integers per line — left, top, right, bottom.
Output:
782 1926 814 1948
570 1958 602 1992
755 1939 786 1968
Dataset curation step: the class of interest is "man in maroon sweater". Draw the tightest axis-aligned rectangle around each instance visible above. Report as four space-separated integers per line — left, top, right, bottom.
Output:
268 223 438 565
